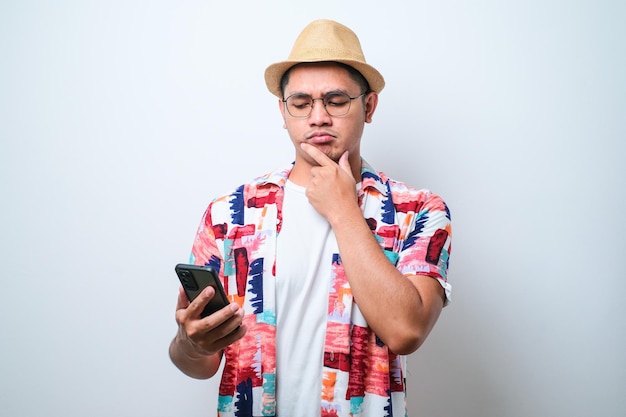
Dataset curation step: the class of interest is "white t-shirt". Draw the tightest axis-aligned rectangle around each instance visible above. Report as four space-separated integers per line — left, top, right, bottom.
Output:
275 180 336 416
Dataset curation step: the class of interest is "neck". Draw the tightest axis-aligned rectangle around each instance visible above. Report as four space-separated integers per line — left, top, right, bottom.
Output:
287 162 312 186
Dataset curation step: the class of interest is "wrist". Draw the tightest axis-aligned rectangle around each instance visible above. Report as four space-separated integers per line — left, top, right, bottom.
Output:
328 204 364 231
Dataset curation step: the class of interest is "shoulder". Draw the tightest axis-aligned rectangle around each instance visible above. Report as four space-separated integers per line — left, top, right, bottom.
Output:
388 178 449 213
365 165 449 217
207 164 293 219
212 164 293 203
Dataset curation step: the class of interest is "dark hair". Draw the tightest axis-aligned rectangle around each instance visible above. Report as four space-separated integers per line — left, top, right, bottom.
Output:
280 62 371 98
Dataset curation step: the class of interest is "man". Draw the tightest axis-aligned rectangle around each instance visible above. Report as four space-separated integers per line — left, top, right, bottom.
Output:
169 19 452 417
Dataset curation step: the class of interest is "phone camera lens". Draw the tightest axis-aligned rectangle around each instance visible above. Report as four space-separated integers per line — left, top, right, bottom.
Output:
178 269 198 291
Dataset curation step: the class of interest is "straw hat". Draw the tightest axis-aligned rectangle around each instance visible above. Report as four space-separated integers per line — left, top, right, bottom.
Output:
264 19 385 98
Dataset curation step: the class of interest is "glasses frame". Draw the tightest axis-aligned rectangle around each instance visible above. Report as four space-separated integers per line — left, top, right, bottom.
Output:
282 91 367 118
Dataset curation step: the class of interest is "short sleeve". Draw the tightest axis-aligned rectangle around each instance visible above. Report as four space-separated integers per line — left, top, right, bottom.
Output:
190 201 225 274
395 192 452 303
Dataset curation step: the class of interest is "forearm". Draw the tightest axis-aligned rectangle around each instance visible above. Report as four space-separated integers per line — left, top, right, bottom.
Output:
298 144 446 353
169 327 222 380
330 206 444 354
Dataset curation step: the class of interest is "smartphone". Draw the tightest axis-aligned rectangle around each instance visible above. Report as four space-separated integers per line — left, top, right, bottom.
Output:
175 263 230 318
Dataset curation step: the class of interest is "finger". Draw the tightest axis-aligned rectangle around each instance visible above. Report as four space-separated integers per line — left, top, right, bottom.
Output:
208 302 242 327
190 304 244 349
204 323 248 355
203 305 245 338
338 150 354 179
176 286 190 310
300 142 335 167
220 323 248 345
185 285 215 318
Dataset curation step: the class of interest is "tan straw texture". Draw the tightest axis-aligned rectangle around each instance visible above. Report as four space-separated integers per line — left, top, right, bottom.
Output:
264 19 385 97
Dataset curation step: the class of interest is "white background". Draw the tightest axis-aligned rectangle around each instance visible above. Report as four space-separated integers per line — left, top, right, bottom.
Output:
1 1 624 416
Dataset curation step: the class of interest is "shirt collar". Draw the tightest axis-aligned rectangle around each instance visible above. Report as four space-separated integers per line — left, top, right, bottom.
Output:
255 163 293 188
359 159 389 196
255 159 388 197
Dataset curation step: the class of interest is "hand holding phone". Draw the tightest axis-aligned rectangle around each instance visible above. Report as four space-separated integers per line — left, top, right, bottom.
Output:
175 264 230 318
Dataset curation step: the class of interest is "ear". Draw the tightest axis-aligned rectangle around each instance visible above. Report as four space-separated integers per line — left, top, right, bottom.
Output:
278 98 287 129
364 92 378 123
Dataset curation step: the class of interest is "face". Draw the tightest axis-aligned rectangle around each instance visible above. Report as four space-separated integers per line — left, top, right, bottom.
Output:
278 63 378 180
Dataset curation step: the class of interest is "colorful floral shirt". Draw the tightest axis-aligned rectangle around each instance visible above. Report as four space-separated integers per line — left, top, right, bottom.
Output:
189 160 452 417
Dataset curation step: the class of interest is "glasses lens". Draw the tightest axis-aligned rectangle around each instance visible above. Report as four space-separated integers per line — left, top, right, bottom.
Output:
323 92 351 116
285 92 356 117
286 94 313 117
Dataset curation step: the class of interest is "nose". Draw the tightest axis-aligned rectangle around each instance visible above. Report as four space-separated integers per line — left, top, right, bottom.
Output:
308 98 332 125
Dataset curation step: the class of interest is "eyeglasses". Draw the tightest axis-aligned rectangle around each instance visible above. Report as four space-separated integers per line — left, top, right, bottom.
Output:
282 92 367 118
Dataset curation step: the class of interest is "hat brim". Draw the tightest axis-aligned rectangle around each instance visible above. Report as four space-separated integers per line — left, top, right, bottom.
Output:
264 59 385 98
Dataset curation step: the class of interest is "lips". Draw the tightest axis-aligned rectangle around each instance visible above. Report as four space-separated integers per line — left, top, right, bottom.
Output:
306 131 335 144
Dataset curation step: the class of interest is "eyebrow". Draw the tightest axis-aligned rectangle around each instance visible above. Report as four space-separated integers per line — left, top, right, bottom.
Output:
286 89 351 97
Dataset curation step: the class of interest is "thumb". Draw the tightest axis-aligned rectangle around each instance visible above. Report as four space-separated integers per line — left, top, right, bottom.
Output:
176 286 190 310
338 151 354 179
